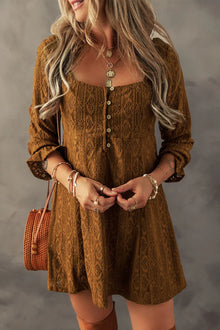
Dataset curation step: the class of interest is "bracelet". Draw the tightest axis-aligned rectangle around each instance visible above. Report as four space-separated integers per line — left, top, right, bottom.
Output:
67 170 77 194
72 171 80 197
51 161 72 183
142 173 158 199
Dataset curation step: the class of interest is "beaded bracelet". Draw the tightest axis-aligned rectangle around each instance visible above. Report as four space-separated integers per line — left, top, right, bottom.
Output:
72 171 80 197
142 173 158 199
51 161 72 183
67 170 77 194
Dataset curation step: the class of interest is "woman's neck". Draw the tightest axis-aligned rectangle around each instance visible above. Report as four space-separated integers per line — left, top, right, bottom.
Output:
91 24 116 50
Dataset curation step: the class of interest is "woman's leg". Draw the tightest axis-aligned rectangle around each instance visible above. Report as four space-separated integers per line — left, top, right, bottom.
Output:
125 297 175 330
69 289 114 323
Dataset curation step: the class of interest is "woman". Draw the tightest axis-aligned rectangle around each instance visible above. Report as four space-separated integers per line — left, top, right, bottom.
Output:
26 0 194 329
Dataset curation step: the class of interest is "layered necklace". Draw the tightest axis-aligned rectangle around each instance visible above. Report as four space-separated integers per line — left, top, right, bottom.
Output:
89 31 121 88
101 47 121 88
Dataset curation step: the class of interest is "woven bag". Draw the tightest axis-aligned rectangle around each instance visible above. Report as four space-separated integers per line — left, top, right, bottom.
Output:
23 110 62 271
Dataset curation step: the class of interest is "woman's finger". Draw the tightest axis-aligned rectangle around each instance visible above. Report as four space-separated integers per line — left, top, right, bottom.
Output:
127 196 138 209
89 195 115 212
116 194 135 210
116 194 130 210
88 200 114 213
116 192 147 211
111 181 132 193
94 195 116 207
105 196 117 207
93 181 118 196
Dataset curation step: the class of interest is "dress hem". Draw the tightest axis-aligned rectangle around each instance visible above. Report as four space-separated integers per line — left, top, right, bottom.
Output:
47 280 187 309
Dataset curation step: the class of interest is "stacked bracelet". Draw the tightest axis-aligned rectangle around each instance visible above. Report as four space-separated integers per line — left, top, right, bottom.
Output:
142 173 158 199
67 170 77 194
51 161 72 183
72 171 80 197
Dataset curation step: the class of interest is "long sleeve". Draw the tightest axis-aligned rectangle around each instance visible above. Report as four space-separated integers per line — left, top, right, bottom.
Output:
26 38 66 180
156 44 194 183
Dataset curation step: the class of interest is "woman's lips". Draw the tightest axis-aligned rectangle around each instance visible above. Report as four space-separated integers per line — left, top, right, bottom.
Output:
71 0 84 11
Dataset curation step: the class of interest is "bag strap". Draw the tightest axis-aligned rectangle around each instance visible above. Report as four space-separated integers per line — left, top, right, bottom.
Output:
33 180 57 244
33 110 62 245
46 110 62 200
33 111 61 248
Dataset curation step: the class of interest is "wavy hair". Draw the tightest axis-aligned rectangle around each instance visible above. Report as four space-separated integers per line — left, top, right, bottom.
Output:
37 0 185 130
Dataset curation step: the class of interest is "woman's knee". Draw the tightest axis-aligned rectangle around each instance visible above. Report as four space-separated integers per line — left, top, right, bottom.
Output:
125 297 175 330
69 289 113 323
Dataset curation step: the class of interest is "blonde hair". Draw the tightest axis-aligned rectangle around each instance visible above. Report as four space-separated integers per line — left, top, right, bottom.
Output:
36 0 185 130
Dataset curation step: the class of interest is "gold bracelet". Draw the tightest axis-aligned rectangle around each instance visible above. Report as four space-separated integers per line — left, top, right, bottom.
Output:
143 173 158 199
51 161 72 183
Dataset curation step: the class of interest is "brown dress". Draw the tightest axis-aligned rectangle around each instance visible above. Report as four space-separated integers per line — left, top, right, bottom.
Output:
26 35 194 309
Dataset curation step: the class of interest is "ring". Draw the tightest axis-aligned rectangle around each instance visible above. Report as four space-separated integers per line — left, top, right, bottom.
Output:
100 186 105 193
129 197 137 211
93 197 99 206
132 197 137 206
94 208 99 213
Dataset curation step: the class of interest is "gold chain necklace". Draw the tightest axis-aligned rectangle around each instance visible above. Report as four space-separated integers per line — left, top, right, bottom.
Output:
101 48 121 88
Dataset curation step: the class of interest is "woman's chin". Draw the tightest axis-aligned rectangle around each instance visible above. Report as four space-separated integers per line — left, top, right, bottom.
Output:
75 15 87 22
74 9 88 22
71 0 87 22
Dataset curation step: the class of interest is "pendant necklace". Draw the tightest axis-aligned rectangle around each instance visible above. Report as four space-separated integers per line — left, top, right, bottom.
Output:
102 48 121 88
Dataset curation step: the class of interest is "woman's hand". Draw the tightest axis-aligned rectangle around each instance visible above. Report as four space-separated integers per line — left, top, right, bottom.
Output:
75 175 118 213
111 176 153 212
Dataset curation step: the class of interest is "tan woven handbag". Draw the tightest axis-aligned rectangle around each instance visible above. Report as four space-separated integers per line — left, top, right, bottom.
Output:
23 110 63 271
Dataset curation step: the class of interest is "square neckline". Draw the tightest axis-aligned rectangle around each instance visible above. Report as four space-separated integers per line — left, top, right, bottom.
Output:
64 38 163 90
67 71 148 90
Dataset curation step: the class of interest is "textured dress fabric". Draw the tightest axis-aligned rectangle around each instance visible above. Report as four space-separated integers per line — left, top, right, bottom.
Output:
26 35 194 309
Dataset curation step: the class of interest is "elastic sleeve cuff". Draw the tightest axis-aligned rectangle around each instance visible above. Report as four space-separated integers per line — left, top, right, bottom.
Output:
26 145 67 180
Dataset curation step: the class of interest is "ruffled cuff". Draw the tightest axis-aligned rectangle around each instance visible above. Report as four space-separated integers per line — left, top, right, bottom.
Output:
26 145 67 180
156 149 186 183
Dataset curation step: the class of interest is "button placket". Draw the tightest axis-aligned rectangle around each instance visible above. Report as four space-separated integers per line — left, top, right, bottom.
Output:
105 88 113 149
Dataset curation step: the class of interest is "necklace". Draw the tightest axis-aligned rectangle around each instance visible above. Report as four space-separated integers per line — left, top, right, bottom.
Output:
101 48 121 88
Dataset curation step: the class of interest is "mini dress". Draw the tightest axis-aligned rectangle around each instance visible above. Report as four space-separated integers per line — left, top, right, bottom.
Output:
26 34 194 309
